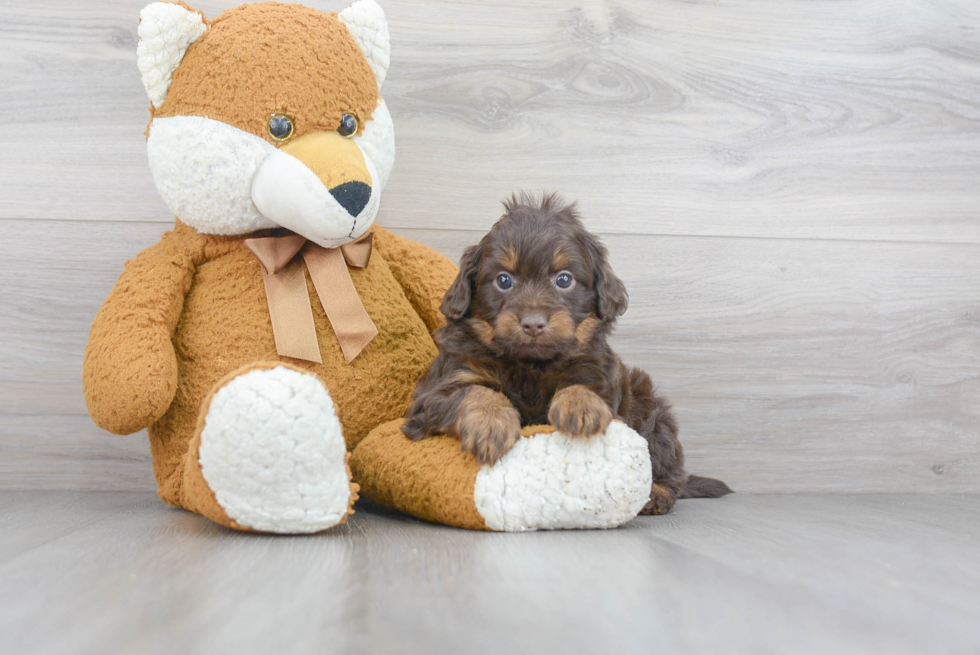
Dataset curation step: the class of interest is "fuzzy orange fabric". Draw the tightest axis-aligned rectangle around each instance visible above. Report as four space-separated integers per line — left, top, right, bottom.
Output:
153 2 379 143
351 422 559 530
352 420 487 530
83 234 193 435
280 131 373 189
370 228 452 334
83 222 457 512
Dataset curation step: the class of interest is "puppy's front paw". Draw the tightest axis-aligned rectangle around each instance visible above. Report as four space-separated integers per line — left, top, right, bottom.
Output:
548 385 612 438
639 483 677 515
455 386 522 466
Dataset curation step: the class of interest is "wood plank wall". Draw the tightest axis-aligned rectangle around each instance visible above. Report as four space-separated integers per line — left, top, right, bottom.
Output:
1 0 978 493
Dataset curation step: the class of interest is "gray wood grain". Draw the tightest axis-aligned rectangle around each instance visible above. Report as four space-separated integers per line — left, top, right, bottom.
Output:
1 492 978 655
1 0 979 493
0 416 155 492
1 0 979 242
0 490 142 562
1 218 977 493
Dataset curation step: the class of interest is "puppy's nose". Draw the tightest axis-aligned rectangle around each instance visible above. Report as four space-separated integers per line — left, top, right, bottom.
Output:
520 315 548 337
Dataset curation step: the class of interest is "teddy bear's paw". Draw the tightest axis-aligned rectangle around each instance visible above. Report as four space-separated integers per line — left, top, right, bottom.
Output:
473 422 653 532
198 365 354 534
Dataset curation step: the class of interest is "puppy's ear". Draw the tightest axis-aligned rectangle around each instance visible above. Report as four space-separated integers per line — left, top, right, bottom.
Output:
441 244 484 320
580 232 628 321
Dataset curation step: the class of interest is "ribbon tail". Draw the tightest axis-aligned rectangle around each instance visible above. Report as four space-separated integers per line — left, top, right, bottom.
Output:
303 245 379 364
256 258 323 364
340 232 374 268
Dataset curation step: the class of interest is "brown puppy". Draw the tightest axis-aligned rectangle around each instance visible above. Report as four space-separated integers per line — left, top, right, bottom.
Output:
402 193 732 514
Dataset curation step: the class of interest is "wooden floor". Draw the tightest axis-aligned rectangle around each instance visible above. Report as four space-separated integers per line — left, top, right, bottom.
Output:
1 492 977 655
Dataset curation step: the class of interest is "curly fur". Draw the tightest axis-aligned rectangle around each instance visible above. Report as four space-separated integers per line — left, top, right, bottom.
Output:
403 193 733 513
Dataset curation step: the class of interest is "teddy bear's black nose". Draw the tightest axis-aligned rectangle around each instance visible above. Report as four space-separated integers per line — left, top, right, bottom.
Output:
329 181 371 217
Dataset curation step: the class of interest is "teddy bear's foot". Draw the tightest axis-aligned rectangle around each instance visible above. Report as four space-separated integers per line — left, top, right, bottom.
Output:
352 420 653 532
183 363 357 533
473 423 653 531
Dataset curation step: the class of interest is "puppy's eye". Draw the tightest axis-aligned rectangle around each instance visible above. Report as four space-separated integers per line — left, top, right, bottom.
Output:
495 273 514 291
555 272 574 289
268 114 294 142
337 113 358 138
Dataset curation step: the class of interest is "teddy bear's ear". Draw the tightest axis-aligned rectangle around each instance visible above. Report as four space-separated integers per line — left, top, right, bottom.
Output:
339 0 391 89
137 2 208 108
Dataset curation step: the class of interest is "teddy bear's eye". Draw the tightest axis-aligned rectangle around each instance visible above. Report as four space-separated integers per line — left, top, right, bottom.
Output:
337 113 358 138
267 114 294 142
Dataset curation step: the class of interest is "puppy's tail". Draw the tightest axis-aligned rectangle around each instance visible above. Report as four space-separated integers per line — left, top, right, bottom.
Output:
680 475 734 499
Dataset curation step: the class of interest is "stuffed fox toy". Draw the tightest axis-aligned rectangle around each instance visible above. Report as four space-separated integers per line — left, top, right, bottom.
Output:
83 0 653 533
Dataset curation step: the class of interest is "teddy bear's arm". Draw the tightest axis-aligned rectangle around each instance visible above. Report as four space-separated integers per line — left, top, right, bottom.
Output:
82 230 197 435
371 226 458 333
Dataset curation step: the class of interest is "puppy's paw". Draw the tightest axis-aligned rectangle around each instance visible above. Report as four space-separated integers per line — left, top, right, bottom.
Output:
455 386 522 466
639 483 677 515
548 385 612 438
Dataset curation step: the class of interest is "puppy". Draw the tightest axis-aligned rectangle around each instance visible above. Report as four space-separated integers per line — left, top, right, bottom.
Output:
402 193 732 514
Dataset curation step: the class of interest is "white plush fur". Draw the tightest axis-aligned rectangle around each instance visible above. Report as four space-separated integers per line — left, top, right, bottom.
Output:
147 116 279 235
357 99 396 190
137 2 207 108
473 423 653 532
339 0 391 88
198 366 352 534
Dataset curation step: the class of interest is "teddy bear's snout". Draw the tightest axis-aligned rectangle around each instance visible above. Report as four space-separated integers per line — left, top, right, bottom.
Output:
329 181 371 217
279 131 374 197
250 130 379 247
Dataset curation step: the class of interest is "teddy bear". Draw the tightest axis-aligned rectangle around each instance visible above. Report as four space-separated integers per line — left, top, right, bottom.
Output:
83 0 653 533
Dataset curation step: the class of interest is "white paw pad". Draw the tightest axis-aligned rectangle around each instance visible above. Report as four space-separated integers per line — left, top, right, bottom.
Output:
473 422 653 532
199 366 352 533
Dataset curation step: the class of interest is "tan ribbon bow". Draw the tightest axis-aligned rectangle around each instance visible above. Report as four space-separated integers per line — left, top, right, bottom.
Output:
244 232 378 365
